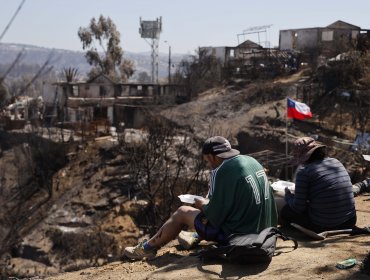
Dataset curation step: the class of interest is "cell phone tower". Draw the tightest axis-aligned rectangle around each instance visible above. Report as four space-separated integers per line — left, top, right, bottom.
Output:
139 16 162 84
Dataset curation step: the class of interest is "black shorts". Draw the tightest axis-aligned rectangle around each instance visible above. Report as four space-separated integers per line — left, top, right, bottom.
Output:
194 212 226 243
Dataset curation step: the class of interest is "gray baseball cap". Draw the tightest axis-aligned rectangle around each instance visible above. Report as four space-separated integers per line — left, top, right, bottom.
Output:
202 136 240 159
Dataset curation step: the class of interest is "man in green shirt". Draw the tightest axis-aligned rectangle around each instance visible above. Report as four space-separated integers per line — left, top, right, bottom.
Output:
124 136 278 260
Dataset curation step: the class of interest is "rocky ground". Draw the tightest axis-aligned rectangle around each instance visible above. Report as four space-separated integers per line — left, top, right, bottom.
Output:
43 194 370 280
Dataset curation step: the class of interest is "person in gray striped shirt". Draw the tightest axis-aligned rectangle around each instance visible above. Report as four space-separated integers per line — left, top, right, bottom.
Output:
281 137 357 233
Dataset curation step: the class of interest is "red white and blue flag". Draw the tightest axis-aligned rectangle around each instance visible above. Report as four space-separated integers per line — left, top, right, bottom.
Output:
287 98 312 120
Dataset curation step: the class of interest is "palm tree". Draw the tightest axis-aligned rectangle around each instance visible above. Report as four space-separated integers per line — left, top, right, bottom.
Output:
62 67 79 83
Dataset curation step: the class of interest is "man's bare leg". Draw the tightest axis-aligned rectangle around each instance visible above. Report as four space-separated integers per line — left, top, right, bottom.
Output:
147 206 201 248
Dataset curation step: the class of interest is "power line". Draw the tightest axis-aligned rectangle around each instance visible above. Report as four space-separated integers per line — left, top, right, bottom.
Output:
0 48 25 82
0 0 27 42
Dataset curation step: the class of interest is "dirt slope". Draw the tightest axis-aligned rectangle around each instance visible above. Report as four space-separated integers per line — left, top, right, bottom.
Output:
44 195 370 280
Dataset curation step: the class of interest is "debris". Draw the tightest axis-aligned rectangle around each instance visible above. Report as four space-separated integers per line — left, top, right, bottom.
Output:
336 258 357 269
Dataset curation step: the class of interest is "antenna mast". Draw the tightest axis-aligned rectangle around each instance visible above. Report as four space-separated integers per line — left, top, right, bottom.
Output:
139 16 162 84
237 24 273 48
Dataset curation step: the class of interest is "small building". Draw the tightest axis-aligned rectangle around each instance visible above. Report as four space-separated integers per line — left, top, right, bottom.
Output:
200 40 264 67
224 40 264 66
279 20 369 57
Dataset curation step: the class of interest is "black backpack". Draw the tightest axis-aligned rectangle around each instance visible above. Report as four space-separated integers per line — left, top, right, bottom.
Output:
195 227 298 264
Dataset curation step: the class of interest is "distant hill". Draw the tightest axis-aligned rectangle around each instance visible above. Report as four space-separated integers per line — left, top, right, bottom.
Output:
0 43 187 81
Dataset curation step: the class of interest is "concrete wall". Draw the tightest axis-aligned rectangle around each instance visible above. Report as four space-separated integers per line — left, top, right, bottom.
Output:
280 28 319 50
65 107 94 123
114 105 146 128
107 106 114 124
41 84 57 104
200 47 226 63
78 84 115 98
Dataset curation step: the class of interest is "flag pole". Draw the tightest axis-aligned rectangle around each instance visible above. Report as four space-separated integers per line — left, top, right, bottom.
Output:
286 98 289 180
286 98 288 157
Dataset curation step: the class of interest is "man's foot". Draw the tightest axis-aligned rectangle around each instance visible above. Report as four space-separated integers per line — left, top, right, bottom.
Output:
124 239 157 260
177 231 200 250
353 184 362 196
353 178 370 196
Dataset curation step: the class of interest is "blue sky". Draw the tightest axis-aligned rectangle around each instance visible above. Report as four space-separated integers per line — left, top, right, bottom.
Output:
0 0 369 55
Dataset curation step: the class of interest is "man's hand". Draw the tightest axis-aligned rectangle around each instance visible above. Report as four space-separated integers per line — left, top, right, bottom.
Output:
284 187 294 202
285 187 292 195
194 197 209 210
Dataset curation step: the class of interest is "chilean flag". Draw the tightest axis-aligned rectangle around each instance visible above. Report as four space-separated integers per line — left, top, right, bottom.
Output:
287 98 312 120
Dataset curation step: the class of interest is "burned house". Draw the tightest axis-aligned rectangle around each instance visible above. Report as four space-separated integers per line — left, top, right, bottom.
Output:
200 40 263 69
48 74 186 129
279 20 369 58
200 40 299 80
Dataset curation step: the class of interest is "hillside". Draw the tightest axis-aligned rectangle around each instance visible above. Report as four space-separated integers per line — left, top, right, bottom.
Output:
0 43 186 80
161 71 368 159
0 68 369 279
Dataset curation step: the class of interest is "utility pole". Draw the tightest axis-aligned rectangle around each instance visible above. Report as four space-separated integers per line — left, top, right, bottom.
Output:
164 40 172 84
168 45 171 84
